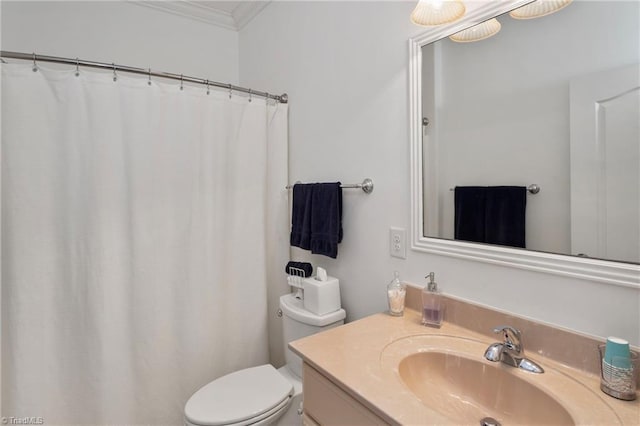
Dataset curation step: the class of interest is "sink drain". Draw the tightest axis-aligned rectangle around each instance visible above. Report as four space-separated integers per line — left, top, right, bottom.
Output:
480 417 501 426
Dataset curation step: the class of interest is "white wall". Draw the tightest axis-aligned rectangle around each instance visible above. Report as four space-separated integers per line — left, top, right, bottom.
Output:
239 0 640 366
1 1 239 84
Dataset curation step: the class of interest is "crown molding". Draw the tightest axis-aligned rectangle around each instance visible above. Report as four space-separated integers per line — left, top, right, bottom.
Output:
232 1 270 30
129 1 270 31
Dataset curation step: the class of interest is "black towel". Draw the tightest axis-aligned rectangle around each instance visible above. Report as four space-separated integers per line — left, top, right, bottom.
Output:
455 186 526 248
453 187 486 244
310 183 343 258
290 183 314 250
485 186 526 248
290 182 343 258
285 261 313 277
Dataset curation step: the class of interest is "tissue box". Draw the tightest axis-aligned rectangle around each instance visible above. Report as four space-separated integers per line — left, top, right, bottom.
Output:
302 276 341 315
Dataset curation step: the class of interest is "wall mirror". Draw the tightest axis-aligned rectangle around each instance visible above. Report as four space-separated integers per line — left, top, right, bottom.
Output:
409 0 640 287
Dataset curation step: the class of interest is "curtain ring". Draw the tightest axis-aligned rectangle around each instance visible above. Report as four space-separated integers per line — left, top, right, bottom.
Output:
148 68 152 86
180 74 184 91
32 52 38 72
265 92 269 105
75 58 80 77
206 79 210 95
228 83 232 99
112 63 117 82
248 89 252 103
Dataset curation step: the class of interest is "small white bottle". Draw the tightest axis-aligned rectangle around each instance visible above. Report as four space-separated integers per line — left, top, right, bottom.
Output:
387 271 406 316
421 272 443 327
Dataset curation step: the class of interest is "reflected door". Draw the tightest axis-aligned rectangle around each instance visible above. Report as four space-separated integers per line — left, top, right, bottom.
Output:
570 64 640 263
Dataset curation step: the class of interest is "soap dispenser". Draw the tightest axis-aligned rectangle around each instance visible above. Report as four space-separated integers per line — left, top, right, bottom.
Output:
421 272 443 328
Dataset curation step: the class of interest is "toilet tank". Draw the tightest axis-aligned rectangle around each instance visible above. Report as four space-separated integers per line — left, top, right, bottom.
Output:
280 294 346 378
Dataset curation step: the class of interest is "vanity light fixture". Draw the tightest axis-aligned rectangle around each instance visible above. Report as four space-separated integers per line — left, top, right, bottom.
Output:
411 0 466 26
449 18 501 43
509 0 572 19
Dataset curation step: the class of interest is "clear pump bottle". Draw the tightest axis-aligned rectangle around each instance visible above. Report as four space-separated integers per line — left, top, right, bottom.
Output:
387 271 406 316
421 272 443 327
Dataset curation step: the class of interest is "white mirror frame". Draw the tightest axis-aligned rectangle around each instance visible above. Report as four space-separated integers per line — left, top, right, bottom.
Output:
409 0 640 289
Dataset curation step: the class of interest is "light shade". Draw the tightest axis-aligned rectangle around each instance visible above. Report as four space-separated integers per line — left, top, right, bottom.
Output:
449 18 501 43
411 0 466 26
509 0 572 20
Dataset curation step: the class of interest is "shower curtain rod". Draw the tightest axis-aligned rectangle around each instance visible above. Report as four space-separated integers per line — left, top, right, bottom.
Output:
0 51 289 104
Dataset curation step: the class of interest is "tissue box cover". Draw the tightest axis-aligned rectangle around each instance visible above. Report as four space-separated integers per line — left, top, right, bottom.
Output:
303 276 341 315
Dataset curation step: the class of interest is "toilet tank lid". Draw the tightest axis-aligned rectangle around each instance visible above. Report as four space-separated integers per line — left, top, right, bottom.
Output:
184 364 293 426
280 294 346 326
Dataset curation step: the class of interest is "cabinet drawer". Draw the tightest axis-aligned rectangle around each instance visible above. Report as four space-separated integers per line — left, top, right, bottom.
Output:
303 362 388 425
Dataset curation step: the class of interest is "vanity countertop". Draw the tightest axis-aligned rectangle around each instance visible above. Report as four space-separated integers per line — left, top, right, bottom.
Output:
289 309 640 425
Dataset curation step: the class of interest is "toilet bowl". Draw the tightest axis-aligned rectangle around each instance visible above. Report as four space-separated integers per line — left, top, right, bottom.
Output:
184 294 346 426
184 364 299 426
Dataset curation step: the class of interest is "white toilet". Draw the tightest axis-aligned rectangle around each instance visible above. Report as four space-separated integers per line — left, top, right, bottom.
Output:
184 293 346 426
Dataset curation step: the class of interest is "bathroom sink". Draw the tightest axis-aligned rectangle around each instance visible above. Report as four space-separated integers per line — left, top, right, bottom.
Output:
399 351 573 425
380 334 623 426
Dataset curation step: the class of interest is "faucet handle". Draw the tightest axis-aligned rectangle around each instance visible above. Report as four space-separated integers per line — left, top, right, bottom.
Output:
493 325 522 353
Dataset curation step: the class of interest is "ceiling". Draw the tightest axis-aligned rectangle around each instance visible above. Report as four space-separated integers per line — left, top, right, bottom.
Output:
130 1 271 31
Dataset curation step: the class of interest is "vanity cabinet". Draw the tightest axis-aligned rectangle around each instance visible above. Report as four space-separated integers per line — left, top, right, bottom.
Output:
292 311 639 426
302 362 388 425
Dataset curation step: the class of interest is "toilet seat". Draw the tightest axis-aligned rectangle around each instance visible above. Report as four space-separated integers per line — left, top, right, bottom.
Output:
185 364 294 426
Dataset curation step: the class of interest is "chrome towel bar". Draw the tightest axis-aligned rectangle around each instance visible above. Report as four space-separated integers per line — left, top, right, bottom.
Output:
286 178 374 194
449 184 540 194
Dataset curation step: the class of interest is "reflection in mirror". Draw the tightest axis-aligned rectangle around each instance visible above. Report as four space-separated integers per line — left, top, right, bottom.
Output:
421 0 639 263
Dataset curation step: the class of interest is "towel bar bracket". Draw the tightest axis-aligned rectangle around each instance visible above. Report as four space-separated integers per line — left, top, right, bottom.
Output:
527 184 540 194
359 178 374 194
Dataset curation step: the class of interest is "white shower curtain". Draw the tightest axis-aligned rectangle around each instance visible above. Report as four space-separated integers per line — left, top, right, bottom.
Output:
1 63 289 425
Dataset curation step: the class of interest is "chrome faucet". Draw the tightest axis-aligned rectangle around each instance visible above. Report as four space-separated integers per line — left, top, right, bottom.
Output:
484 326 544 374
